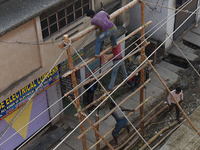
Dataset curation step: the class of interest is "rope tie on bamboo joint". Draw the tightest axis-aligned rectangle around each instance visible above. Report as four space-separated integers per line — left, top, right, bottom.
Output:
63 39 72 50
77 107 82 113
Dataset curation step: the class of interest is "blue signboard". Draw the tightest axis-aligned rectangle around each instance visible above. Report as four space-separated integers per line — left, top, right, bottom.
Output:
0 66 59 120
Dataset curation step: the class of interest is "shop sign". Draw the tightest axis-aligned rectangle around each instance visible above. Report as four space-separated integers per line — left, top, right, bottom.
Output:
0 66 59 120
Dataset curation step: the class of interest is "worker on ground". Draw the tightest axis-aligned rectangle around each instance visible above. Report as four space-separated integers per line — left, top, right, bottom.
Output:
86 9 117 58
107 44 134 92
84 80 98 113
109 102 134 146
164 87 183 122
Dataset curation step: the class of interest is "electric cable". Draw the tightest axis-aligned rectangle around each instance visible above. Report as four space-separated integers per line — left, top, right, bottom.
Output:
0 0 194 148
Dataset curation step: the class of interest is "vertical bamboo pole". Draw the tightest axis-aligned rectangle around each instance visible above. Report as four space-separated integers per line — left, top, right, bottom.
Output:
95 114 100 150
140 0 145 137
64 35 87 150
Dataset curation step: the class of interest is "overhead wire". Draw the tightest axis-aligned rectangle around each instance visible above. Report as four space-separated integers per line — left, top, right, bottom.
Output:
1 0 195 148
0 50 65 141
3 0 190 146
143 0 200 77
141 0 200 15
53 41 153 150
53 1 197 149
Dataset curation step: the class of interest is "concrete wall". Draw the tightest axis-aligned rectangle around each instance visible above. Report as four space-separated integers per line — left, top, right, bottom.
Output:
128 0 176 50
0 0 131 110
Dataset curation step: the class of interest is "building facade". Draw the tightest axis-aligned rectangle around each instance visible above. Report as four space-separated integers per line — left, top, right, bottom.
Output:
0 0 130 149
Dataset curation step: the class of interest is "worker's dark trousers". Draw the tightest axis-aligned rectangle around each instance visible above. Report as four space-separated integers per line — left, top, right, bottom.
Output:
165 103 180 119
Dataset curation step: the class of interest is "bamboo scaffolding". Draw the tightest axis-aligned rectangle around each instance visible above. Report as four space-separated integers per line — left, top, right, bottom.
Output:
74 59 151 117
117 100 164 144
68 96 113 150
140 0 146 138
58 0 140 49
115 105 168 150
64 35 87 150
67 43 149 110
90 96 151 150
78 78 151 139
139 119 183 150
62 21 152 78
80 112 114 150
145 55 200 136
151 119 185 150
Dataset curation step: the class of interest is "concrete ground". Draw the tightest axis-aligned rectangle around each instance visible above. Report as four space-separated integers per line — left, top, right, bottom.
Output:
23 24 200 150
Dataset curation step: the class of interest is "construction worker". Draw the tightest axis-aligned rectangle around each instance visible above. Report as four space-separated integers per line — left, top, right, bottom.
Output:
109 102 134 145
107 44 133 92
164 87 183 122
86 9 117 58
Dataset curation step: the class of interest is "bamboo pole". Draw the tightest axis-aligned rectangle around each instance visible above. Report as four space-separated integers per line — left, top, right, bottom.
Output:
145 56 200 136
139 119 183 150
64 41 148 101
74 93 107 117
68 96 109 150
95 114 100 150
152 119 185 150
58 0 140 49
80 112 114 150
117 100 164 144
62 21 152 78
140 0 146 138
78 78 151 139
74 59 152 117
64 35 87 150
90 96 151 150
124 137 140 150
115 105 168 150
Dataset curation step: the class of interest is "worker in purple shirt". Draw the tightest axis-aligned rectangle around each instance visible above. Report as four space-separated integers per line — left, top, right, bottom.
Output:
86 9 117 57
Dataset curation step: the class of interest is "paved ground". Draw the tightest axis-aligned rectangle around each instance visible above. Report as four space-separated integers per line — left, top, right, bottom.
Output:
22 24 200 150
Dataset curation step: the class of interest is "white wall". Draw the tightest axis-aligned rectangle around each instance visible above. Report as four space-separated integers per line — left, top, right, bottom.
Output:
128 0 175 50
47 81 63 125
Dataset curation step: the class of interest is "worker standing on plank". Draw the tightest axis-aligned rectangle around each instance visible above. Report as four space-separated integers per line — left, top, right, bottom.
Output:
86 9 117 58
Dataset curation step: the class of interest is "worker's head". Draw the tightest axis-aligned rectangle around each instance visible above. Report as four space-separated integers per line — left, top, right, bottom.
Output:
109 102 115 110
175 87 181 94
86 9 95 18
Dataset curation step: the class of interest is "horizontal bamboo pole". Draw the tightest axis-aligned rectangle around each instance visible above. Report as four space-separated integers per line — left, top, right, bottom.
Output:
58 0 140 48
115 105 168 150
62 21 152 78
90 96 151 150
78 78 151 139
139 119 183 150
145 55 200 136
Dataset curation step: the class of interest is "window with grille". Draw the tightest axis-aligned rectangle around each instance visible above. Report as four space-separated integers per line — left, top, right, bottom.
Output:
40 0 91 39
